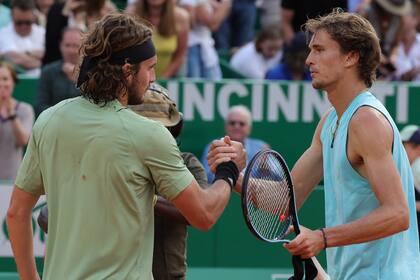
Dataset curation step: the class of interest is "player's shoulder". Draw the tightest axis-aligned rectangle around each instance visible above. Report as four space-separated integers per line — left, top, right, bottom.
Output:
35 97 78 124
121 108 169 138
350 106 393 141
351 106 389 129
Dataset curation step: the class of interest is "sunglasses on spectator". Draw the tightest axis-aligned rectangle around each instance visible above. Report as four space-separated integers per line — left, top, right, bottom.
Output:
228 120 247 127
14 20 33 26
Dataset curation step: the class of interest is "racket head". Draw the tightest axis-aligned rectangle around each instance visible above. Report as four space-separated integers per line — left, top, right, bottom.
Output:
241 149 301 243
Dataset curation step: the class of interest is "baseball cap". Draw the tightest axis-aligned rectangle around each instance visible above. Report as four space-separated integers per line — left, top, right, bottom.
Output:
400 125 420 144
129 83 182 128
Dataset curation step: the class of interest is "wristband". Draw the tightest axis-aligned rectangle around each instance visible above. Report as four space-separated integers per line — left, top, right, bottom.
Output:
213 161 239 190
319 228 328 249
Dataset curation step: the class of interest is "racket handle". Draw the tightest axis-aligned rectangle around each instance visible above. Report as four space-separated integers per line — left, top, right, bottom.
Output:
310 257 330 280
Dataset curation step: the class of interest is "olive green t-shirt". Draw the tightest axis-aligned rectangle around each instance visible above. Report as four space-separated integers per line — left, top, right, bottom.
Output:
15 97 194 280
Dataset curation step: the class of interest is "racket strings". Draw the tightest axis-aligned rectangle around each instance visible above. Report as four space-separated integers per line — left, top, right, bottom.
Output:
246 153 292 241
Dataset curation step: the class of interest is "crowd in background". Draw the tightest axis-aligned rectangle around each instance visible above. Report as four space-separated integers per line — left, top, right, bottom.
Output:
1 0 420 179
2 0 420 83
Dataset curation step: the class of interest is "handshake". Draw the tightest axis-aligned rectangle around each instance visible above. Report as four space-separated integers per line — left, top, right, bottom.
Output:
207 136 247 192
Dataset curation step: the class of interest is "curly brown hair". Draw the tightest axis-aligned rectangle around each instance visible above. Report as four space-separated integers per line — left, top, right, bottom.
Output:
304 9 381 88
77 12 153 105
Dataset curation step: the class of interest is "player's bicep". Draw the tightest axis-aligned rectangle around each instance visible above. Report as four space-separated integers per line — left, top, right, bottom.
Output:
170 179 205 225
8 186 40 217
291 110 329 208
350 108 406 208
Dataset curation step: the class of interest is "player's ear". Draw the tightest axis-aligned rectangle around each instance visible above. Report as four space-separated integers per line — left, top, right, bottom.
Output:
344 51 359 68
121 63 133 82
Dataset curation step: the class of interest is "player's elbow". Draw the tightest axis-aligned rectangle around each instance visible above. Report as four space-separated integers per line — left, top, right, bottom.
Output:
393 205 410 232
6 205 25 226
192 212 216 231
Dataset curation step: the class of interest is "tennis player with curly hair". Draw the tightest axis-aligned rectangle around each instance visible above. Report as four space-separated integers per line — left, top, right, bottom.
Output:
7 12 245 280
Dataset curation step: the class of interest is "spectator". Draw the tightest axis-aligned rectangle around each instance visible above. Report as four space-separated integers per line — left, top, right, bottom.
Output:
365 0 411 79
201 105 269 183
258 0 281 29
265 32 311 81
35 27 81 117
179 0 230 79
42 0 116 65
34 0 55 27
394 10 420 81
280 0 347 43
130 83 209 280
0 62 34 180
348 0 370 14
0 0 45 77
400 125 420 242
0 0 12 29
126 0 190 79
213 0 256 52
213 0 257 52
230 25 283 79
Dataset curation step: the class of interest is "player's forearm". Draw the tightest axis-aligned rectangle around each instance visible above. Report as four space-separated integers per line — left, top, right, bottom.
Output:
6 211 39 280
323 204 409 248
200 180 231 229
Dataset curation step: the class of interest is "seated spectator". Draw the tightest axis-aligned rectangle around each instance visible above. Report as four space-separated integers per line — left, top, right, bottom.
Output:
230 25 283 79
265 32 311 81
35 27 81 117
126 0 190 79
179 0 230 79
0 0 11 28
201 105 269 183
0 0 45 77
42 0 115 65
365 0 411 79
0 62 34 180
400 125 420 245
394 10 420 81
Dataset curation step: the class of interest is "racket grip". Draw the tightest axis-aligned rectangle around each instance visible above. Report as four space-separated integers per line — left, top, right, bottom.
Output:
310 257 330 280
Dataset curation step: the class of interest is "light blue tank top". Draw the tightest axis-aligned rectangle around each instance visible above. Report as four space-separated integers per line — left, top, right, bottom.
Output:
320 92 420 279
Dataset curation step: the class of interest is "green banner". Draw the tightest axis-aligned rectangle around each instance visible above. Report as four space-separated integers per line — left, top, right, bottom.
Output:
155 79 420 166
14 78 419 165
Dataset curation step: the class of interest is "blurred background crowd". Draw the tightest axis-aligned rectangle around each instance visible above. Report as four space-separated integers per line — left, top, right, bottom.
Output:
2 0 420 83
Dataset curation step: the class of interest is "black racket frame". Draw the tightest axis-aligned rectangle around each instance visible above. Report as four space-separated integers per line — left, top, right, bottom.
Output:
241 149 302 243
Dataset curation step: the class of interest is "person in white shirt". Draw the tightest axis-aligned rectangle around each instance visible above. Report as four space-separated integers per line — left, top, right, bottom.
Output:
230 25 283 79
394 10 420 81
0 0 45 77
180 0 231 79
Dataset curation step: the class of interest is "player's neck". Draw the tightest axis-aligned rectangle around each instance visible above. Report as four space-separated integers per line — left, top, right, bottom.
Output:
326 78 367 119
117 92 128 107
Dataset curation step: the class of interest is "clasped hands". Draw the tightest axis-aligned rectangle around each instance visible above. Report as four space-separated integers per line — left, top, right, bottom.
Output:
206 136 246 192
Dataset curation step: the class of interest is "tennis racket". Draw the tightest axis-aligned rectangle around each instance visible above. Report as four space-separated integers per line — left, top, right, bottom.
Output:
241 149 330 280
